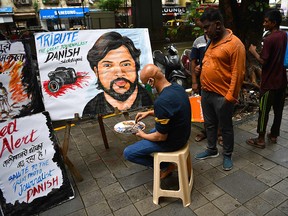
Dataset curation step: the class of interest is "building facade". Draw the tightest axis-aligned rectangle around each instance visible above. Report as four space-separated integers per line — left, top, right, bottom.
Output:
0 0 90 36
0 0 196 37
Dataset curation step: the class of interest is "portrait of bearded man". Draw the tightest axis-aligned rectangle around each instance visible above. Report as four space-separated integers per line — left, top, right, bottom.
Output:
82 31 153 116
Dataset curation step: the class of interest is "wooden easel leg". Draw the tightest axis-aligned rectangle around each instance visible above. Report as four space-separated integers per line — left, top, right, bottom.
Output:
98 115 109 149
62 121 71 157
63 154 83 182
61 121 83 182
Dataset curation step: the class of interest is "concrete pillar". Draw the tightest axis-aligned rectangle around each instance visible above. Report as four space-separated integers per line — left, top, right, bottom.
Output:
131 0 164 42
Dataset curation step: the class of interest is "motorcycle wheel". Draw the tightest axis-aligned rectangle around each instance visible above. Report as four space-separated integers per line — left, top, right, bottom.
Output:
171 77 186 88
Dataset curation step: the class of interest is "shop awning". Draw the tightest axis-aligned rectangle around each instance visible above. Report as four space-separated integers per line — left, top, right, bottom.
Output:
14 12 36 19
0 7 14 23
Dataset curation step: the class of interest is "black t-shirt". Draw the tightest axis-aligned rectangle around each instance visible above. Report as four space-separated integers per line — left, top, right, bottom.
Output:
154 83 191 150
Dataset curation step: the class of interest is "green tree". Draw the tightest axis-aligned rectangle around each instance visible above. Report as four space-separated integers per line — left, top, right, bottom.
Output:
98 0 124 12
219 0 269 47
219 0 269 86
188 0 269 47
187 0 204 38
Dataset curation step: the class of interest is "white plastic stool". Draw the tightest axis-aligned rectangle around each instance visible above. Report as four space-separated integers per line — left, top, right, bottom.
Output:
153 142 193 207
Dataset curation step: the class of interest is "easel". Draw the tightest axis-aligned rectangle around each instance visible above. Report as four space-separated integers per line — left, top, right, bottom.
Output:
59 114 84 182
59 108 131 182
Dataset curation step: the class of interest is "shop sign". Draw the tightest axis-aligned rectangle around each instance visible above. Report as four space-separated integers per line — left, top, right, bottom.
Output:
39 7 89 19
0 7 13 13
162 6 186 16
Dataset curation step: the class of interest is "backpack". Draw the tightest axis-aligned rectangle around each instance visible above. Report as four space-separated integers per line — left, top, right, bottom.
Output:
284 32 288 68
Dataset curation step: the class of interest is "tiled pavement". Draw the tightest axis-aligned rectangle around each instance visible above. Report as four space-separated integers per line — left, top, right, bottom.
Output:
39 101 288 216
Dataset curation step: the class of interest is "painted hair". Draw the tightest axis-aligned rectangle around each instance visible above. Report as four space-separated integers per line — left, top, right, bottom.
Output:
87 31 141 72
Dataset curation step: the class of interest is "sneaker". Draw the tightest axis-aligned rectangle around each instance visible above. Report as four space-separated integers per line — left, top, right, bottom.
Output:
195 150 219 160
223 155 233 171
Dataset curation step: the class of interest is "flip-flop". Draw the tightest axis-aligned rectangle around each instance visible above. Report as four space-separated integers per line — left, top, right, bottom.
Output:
195 133 207 142
267 133 277 144
218 136 223 146
246 138 265 149
160 163 176 179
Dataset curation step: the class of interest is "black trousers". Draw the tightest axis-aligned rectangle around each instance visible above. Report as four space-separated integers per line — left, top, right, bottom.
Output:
257 88 286 137
201 90 234 156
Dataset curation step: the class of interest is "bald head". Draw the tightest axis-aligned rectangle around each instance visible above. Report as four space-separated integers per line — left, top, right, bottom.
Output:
140 64 171 93
140 64 164 84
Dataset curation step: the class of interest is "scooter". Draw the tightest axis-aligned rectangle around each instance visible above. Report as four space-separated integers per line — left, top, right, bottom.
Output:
180 48 192 87
153 43 187 88
181 48 192 77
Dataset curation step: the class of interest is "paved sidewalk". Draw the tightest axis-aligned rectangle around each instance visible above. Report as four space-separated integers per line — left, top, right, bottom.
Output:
39 102 288 216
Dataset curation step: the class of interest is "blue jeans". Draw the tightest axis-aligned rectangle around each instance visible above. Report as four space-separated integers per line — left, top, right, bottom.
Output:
123 129 176 168
201 90 234 156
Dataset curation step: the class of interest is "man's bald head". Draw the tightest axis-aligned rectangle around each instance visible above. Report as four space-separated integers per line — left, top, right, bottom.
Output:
140 64 163 84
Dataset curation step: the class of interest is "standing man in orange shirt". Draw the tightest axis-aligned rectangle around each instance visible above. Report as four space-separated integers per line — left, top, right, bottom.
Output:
195 8 246 171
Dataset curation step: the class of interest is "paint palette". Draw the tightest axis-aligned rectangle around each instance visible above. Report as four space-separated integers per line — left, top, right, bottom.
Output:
114 120 145 134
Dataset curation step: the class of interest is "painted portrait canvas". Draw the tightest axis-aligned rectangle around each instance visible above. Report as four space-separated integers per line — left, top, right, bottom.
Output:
34 29 154 121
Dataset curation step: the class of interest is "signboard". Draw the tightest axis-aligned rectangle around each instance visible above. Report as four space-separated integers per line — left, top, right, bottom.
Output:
0 112 74 216
0 7 13 13
0 41 34 122
39 7 89 19
34 29 154 121
162 6 186 16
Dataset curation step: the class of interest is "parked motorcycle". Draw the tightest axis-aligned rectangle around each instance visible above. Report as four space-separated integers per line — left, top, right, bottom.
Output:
153 43 188 88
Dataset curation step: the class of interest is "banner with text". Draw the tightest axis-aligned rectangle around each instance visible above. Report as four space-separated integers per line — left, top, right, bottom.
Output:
0 112 74 216
34 29 154 121
0 41 33 122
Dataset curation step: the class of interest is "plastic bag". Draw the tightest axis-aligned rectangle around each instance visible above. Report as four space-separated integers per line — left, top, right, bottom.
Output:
189 95 204 122
284 32 288 68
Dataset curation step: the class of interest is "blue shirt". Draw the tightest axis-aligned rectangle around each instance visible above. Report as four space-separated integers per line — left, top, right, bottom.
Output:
190 35 208 65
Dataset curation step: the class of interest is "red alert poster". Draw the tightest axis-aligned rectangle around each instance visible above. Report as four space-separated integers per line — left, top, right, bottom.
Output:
0 112 74 216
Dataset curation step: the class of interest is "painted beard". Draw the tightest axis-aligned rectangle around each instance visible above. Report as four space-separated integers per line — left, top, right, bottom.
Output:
98 77 137 102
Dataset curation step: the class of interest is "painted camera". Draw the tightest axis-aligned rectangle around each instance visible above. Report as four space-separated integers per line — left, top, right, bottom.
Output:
48 67 77 93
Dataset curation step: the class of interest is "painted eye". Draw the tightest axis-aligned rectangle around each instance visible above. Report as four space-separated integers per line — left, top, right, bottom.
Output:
121 62 131 67
102 63 112 67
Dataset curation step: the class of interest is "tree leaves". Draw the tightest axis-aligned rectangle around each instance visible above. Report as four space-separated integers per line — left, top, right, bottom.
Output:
98 0 124 12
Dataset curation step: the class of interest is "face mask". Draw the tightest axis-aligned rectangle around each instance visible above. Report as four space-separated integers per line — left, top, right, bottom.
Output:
147 78 157 94
147 78 154 88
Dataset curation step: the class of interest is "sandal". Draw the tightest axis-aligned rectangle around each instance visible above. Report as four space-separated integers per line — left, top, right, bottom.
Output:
160 163 176 179
195 132 207 142
267 133 277 144
246 138 265 149
218 136 223 146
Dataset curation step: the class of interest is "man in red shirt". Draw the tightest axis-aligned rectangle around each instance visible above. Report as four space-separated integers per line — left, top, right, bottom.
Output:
246 9 287 149
195 8 245 171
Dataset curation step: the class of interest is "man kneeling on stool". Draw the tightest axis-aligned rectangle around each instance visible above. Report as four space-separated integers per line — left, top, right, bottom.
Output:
123 64 191 179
